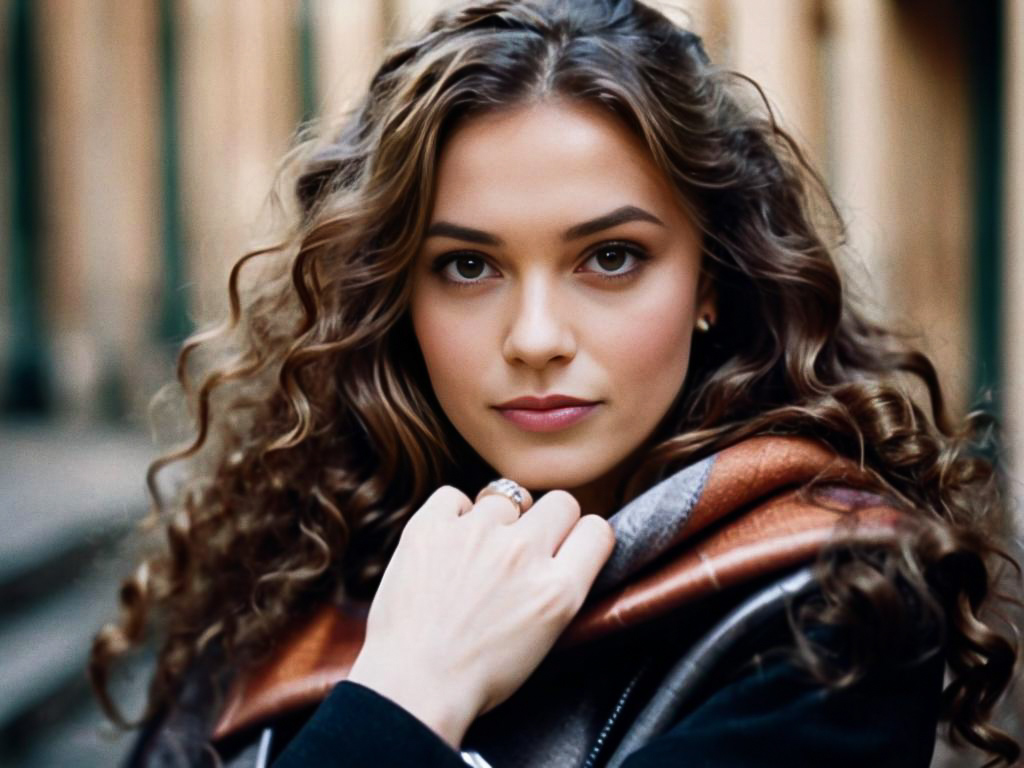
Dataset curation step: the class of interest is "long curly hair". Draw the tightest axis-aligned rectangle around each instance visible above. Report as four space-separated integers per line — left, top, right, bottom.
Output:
90 0 1020 764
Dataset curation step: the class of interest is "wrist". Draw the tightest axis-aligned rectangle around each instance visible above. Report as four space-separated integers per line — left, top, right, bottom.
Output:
347 654 481 749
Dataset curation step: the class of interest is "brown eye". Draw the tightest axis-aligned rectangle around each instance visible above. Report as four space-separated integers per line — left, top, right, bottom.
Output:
454 256 486 279
582 242 650 279
593 247 628 273
432 252 498 285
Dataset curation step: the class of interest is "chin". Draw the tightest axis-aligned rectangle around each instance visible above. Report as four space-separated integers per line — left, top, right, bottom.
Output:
487 457 609 493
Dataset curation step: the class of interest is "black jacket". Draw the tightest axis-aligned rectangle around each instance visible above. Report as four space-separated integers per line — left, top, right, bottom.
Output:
126 568 945 768
127 437 949 768
266 568 944 768
272 607 943 767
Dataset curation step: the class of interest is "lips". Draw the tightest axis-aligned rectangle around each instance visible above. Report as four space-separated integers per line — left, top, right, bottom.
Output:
494 394 599 410
493 395 602 433
496 403 599 433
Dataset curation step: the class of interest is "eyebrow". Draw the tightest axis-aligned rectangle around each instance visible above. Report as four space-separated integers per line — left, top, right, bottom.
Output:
423 205 666 246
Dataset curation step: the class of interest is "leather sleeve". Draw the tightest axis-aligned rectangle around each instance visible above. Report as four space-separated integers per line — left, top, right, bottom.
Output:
271 681 469 768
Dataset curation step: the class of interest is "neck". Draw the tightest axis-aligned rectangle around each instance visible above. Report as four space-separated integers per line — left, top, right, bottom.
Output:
566 474 620 518
562 446 651 519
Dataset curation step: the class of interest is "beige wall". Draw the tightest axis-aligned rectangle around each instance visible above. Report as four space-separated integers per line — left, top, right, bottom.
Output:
3 0 1012 436
675 0 973 411
177 0 300 329
308 1 387 122
390 0 461 36
37 0 162 421
863 1 972 411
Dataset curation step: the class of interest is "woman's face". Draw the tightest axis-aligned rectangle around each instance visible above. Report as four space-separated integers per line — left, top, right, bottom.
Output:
409 100 714 517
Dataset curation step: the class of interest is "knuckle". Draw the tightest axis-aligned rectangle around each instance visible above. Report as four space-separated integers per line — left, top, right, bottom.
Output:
400 511 426 539
436 484 472 508
536 576 577 622
419 485 471 515
579 514 616 550
544 489 581 518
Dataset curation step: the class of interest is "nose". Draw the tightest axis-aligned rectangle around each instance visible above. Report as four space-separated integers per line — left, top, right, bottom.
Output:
501 273 576 369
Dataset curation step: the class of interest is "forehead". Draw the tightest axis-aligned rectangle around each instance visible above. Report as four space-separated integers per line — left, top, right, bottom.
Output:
430 99 687 227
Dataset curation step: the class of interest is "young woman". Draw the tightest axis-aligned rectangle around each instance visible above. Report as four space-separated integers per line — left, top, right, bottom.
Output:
91 1 1020 766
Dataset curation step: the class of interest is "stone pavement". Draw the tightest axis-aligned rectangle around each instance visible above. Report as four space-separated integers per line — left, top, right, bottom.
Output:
0 425 157 768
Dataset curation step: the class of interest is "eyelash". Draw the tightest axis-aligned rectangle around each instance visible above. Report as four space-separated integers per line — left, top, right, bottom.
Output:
429 241 651 288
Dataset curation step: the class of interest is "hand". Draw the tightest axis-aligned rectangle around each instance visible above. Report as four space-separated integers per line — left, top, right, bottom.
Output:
346 484 616 749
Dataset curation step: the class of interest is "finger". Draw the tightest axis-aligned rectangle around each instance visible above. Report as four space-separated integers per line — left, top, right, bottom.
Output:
474 482 534 514
414 485 473 526
552 515 617 595
468 493 522 525
513 490 580 556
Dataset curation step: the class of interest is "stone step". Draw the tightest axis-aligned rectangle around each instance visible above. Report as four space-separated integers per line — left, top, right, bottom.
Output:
0 426 154 592
0 541 131 728
0 426 159 767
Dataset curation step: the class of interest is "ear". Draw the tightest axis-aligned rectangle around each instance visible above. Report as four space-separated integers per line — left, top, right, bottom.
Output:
695 268 717 326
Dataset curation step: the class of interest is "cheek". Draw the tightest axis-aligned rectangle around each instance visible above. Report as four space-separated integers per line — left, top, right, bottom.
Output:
598 272 695 404
409 296 488 410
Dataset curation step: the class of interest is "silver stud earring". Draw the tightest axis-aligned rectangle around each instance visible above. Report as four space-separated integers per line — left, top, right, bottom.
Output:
696 315 711 333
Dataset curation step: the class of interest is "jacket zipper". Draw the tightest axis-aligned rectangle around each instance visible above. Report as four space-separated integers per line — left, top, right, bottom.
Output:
581 659 653 768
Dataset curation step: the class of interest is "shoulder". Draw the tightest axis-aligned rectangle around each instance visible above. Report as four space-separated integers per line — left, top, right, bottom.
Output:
618 567 945 768
623 639 943 768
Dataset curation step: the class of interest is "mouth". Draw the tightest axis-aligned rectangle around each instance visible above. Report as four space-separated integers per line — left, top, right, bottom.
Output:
495 394 599 410
493 403 601 433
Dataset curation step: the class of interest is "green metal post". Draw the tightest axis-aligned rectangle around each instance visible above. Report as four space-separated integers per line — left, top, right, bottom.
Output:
3 0 52 416
156 0 190 349
964 0 1003 415
299 0 318 125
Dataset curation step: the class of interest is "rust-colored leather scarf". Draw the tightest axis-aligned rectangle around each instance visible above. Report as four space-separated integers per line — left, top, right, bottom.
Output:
213 435 900 742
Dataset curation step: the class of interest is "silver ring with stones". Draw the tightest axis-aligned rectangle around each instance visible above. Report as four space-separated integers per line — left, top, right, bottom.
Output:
476 478 529 515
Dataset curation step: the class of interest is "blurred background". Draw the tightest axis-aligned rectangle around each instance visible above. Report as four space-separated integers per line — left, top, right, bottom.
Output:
0 0 1021 765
